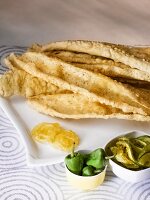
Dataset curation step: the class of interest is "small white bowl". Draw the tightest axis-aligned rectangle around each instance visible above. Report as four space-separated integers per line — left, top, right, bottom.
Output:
65 164 106 190
65 150 107 190
105 130 150 183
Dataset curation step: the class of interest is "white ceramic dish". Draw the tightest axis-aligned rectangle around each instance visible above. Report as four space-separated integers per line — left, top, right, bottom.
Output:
105 131 150 183
0 96 150 166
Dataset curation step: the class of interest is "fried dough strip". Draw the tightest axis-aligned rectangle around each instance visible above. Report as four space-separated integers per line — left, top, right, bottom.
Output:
48 49 150 87
73 63 150 82
30 44 150 82
0 69 64 97
0 59 67 97
40 40 150 74
45 50 113 64
7 52 150 115
113 77 150 89
28 94 150 121
28 41 150 65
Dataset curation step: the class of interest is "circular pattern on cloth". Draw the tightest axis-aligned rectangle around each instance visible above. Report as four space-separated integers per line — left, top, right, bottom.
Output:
2 140 12 148
35 162 66 183
0 130 26 169
0 135 19 153
122 180 150 200
0 46 26 74
0 114 14 129
34 159 150 200
0 169 64 200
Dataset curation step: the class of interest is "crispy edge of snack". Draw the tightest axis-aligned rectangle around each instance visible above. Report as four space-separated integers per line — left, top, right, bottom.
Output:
45 50 114 64
40 40 150 74
73 63 150 82
31 45 150 82
0 70 15 97
3 58 68 97
28 94 150 121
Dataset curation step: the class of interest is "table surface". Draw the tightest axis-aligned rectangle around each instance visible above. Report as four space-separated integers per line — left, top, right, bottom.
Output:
0 46 150 200
0 0 150 199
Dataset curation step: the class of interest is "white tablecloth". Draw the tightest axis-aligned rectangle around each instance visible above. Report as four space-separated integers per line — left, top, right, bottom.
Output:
0 46 150 200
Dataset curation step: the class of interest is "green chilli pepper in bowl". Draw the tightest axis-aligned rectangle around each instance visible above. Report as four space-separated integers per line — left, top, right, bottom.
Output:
65 147 84 175
65 147 112 177
64 147 109 190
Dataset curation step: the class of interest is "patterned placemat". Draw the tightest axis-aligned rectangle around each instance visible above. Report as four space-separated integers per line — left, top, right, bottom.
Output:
0 46 150 200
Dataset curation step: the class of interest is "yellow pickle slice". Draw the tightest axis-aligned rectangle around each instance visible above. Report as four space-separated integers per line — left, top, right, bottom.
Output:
31 122 80 152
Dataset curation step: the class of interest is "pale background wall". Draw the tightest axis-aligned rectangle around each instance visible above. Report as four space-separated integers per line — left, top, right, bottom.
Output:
0 0 150 46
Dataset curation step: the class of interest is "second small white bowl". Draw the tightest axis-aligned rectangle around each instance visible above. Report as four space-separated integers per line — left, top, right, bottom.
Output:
105 130 150 183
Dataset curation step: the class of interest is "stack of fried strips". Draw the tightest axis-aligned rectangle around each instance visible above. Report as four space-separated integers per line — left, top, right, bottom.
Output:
1 40 150 121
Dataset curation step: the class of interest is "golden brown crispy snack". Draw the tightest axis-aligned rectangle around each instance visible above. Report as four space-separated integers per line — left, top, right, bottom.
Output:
28 94 150 121
46 50 112 64
40 40 150 74
122 46 150 61
7 52 150 115
73 63 150 82
28 43 42 52
0 58 68 97
0 69 64 97
30 44 150 82
113 77 150 89
28 41 150 65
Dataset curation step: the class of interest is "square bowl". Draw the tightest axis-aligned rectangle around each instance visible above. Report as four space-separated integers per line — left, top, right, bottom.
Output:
105 130 150 183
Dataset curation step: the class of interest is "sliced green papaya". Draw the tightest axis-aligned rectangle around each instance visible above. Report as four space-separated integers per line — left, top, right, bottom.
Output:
111 146 134 165
118 137 130 142
116 140 136 162
137 135 150 145
129 142 143 160
130 138 146 149
123 163 140 170
138 152 150 167
138 144 150 159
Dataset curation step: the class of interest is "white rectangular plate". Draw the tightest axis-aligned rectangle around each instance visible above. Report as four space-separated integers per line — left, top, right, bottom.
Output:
0 96 150 166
